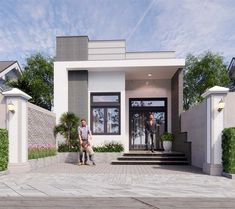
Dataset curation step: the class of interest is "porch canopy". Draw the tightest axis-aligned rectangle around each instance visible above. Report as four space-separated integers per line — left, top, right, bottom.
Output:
65 58 185 79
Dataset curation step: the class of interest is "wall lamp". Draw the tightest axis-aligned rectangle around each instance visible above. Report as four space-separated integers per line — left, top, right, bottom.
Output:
8 102 16 113
218 99 225 112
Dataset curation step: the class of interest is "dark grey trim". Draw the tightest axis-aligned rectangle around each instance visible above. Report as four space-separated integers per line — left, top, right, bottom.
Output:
68 70 88 120
56 36 88 61
171 68 183 133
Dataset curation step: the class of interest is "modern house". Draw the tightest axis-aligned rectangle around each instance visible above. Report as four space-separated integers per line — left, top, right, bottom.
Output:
0 61 21 91
54 36 185 152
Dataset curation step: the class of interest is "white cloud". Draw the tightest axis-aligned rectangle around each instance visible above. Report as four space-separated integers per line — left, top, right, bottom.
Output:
0 0 234 65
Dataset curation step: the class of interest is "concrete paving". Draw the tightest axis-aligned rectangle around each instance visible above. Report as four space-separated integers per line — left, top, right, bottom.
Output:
0 163 235 208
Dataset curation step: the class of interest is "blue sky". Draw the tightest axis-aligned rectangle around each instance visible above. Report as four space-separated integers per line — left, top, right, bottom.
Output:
0 0 235 66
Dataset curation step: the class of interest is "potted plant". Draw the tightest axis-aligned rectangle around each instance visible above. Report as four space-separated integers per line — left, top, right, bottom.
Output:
160 132 174 152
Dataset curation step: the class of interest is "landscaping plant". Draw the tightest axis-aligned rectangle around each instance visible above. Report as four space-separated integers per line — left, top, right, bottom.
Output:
0 129 8 171
28 144 56 160
222 127 235 174
54 112 79 148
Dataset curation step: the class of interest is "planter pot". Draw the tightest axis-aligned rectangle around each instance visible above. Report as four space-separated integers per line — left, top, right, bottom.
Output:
162 141 172 152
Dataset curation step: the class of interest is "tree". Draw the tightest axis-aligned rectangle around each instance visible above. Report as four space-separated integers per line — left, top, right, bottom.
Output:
54 112 80 148
7 53 53 110
183 51 231 110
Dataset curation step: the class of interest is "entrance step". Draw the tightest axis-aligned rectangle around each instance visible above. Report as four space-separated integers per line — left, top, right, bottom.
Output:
111 160 189 165
111 151 189 165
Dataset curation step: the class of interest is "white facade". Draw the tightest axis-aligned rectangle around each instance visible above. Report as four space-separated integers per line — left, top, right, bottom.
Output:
54 36 185 152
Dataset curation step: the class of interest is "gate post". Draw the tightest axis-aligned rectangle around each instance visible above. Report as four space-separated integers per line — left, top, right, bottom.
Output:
3 88 31 173
202 86 229 175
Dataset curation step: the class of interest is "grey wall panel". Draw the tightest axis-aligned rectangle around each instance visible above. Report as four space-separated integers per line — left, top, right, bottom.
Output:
171 68 183 134
68 71 88 120
56 36 88 61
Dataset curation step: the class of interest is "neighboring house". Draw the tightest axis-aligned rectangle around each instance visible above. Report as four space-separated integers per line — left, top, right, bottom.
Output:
54 36 185 152
228 57 235 91
0 61 21 91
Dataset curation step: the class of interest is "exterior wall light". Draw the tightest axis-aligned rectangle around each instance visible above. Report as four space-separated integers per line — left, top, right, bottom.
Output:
8 102 16 113
148 73 152 77
218 99 225 112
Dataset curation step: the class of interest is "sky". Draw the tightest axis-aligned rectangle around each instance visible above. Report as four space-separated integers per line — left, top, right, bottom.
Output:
0 0 235 66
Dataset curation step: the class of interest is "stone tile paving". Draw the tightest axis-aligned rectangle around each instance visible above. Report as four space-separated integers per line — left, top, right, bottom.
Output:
0 163 234 199
0 197 235 209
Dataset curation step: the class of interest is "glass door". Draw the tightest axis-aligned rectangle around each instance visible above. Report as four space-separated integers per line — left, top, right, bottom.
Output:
129 98 167 150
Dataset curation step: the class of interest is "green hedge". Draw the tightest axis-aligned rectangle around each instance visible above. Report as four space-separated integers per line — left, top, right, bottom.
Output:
58 141 124 153
0 129 8 171
93 142 124 152
58 140 80 152
222 127 235 174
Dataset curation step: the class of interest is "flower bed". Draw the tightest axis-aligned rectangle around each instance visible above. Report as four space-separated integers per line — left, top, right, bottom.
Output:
28 144 56 160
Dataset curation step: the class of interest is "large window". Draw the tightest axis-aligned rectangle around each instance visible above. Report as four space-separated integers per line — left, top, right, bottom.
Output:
91 93 120 135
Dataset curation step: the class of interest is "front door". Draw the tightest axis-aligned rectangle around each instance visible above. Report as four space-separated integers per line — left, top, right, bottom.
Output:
129 98 167 150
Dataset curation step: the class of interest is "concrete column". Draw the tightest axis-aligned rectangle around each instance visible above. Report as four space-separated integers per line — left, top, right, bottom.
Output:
2 88 31 173
202 86 229 175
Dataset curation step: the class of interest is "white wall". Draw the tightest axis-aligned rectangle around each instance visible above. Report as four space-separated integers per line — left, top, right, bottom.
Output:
0 93 6 128
126 79 172 134
88 71 127 151
54 62 68 123
181 101 207 168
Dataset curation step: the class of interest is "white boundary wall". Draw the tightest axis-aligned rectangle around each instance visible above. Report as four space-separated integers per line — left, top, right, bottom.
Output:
181 101 207 168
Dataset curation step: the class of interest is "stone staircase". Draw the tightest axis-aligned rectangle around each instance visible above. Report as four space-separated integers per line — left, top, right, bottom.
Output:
111 151 189 165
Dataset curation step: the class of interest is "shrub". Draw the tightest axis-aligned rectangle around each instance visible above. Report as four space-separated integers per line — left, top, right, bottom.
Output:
160 132 174 141
0 129 8 171
222 127 235 174
28 144 56 160
58 140 80 152
54 112 79 147
93 141 124 152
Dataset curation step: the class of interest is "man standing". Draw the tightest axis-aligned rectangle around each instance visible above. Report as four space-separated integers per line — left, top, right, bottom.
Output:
78 119 95 165
145 113 158 153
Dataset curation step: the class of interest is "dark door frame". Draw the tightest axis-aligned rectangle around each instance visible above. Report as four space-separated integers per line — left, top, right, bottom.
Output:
129 97 168 150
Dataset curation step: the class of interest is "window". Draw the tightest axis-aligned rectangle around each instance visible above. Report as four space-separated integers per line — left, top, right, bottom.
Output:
91 93 120 135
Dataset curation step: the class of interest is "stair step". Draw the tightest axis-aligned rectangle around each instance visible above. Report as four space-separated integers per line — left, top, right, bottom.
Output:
111 160 189 165
123 153 185 157
117 156 187 161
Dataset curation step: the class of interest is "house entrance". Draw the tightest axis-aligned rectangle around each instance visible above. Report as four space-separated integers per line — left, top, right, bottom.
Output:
129 98 167 150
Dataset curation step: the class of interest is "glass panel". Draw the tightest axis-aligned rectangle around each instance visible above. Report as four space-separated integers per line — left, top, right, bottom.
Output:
93 95 119 103
131 100 165 107
130 111 165 150
92 108 105 133
107 108 119 133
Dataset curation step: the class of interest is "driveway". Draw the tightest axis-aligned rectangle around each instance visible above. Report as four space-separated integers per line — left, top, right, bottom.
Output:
0 163 235 208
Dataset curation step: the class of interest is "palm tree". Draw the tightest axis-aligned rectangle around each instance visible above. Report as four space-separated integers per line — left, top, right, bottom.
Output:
54 112 79 147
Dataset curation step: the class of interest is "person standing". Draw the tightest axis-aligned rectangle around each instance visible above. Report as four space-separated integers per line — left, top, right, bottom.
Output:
78 119 95 165
145 113 158 153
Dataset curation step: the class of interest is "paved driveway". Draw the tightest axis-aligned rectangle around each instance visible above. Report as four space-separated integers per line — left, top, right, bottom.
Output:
0 163 235 208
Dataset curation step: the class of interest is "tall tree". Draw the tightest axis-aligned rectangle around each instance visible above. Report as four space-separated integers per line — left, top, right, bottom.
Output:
183 51 231 110
7 53 53 110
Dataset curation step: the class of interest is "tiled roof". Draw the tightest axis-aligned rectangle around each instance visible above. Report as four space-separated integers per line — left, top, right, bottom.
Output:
0 61 17 73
